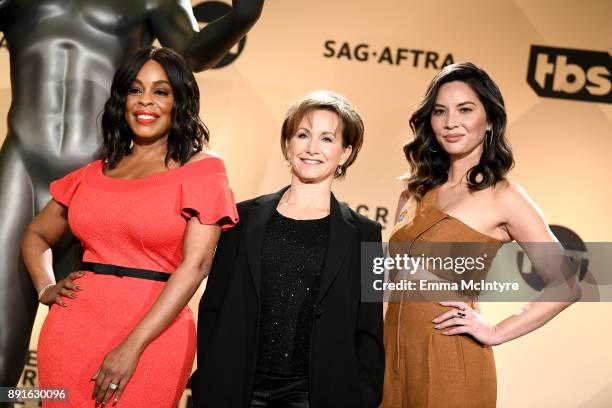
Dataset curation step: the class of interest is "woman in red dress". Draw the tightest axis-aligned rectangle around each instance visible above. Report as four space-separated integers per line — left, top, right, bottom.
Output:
21 47 238 407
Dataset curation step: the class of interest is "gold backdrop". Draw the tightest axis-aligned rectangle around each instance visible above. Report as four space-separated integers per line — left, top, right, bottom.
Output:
2 0 611 407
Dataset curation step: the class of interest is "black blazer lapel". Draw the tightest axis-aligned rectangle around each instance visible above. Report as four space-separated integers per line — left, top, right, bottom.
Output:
316 193 356 304
246 186 289 299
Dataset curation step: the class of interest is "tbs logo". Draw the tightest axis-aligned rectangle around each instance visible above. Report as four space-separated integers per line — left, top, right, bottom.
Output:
527 45 611 104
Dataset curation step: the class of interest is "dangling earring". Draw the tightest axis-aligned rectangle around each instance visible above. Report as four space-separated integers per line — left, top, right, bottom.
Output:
129 138 134 151
484 130 493 149
335 165 343 176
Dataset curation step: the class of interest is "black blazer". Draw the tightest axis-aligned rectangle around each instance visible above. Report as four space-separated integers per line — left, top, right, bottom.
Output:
191 187 384 408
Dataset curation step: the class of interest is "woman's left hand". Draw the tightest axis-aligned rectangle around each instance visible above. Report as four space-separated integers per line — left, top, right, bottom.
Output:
91 340 141 406
432 301 500 346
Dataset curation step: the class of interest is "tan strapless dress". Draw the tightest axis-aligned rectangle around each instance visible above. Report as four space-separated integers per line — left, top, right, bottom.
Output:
380 188 503 408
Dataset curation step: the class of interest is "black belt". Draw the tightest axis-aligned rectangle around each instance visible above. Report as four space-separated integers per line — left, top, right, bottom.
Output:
81 262 170 282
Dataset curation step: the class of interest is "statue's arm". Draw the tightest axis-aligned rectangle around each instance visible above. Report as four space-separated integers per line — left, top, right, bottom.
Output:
0 0 10 12
150 0 264 72
0 0 12 31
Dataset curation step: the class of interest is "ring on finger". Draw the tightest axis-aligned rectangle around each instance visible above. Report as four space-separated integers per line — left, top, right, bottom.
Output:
109 383 118 390
457 311 466 317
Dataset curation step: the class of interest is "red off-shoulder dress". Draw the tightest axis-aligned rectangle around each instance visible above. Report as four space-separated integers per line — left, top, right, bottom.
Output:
37 158 238 407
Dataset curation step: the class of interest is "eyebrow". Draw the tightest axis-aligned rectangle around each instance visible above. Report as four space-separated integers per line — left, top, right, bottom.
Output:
131 79 171 86
296 127 338 137
433 101 477 108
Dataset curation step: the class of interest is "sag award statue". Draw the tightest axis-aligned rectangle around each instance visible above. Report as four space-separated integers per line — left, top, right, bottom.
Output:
0 0 264 388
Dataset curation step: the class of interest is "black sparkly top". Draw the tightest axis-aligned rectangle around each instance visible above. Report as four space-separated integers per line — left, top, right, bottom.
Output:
256 209 330 376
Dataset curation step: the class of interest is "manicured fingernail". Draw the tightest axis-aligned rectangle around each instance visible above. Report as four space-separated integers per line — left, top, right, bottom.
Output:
432 319 439 323
434 325 440 329
75 285 82 291
69 293 76 298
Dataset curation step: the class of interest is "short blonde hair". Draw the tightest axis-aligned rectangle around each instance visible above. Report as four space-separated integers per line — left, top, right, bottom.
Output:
280 90 364 179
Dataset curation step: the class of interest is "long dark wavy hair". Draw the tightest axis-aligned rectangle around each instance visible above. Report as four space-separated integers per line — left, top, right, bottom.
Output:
100 47 208 168
404 62 514 199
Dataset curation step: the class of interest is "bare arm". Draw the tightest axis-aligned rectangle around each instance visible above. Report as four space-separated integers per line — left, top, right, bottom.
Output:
435 182 580 345
126 219 219 351
489 182 580 344
150 0 264 71
93 216 221 405
21 200 69 293
21 199 85 306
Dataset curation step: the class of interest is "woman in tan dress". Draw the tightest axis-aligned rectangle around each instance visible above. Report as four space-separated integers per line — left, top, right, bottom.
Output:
381 62 581 408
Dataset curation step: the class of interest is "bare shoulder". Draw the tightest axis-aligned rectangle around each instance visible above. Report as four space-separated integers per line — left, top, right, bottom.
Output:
492 180 537 211
398 187 412 206
492 180 552 242
187 150 222 164
395 186 417 222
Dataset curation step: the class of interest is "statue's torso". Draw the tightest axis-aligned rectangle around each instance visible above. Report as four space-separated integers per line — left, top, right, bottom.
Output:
2 0 157 179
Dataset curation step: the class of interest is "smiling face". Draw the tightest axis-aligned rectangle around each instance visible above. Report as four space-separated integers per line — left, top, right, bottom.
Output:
124 60 175 141
286 109 352 184
430 80 491 158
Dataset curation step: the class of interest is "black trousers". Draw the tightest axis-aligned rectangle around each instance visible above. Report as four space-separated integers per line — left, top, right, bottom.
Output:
250 372 310 408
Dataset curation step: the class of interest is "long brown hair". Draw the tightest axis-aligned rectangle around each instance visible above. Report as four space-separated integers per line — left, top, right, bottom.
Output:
404 62 514 199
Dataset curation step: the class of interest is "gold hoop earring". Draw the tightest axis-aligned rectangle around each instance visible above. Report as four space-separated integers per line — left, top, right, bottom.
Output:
429 138 440 153
484 130 493 149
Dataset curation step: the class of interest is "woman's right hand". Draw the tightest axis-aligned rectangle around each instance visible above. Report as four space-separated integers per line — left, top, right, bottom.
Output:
39 271 85 307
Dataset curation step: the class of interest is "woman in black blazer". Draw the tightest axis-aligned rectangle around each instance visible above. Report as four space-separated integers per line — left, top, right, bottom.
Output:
191 90 384 408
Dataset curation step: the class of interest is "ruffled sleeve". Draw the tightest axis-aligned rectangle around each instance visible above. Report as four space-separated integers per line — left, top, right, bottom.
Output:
179 159 239 231
49 164 90 207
